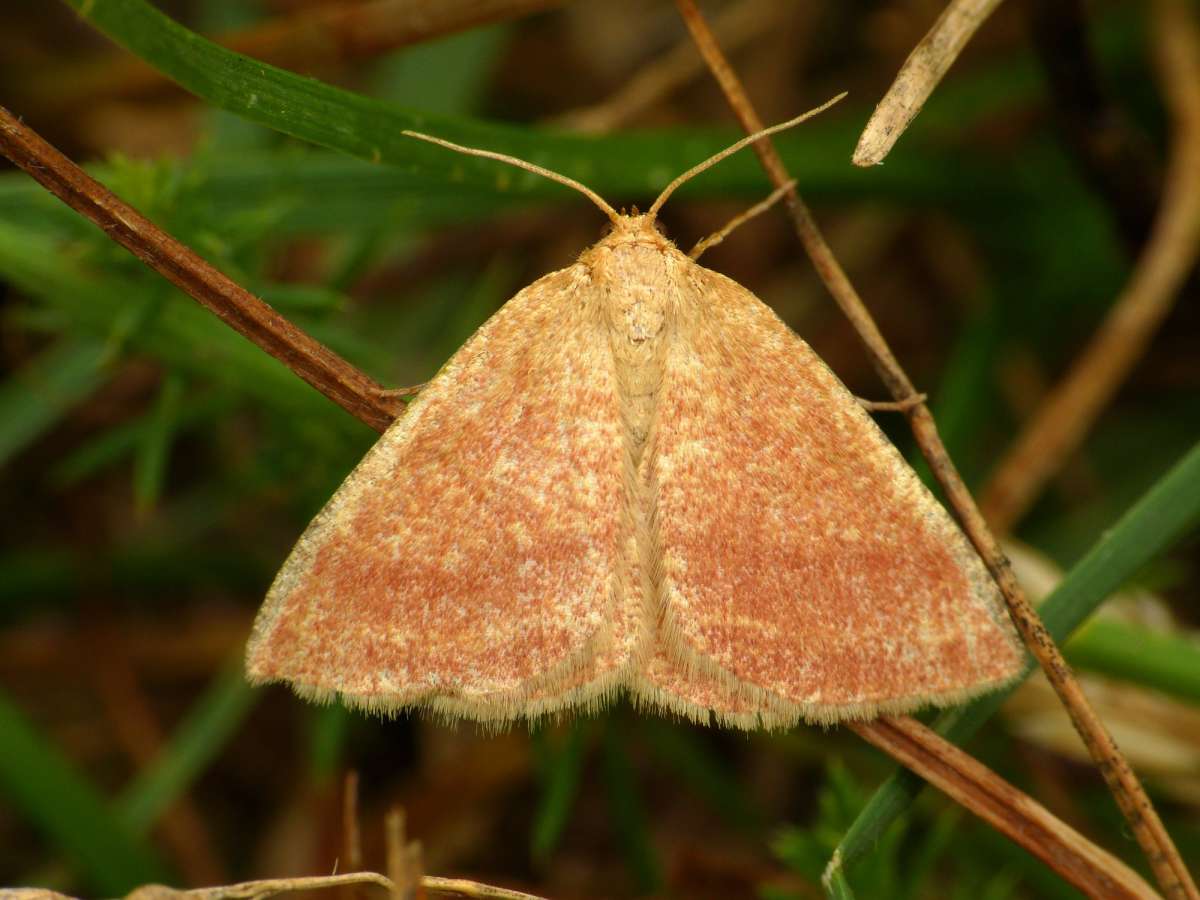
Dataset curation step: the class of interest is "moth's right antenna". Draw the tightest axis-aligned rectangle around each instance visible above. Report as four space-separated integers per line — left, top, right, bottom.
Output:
647 92 847 220
402 130 622 226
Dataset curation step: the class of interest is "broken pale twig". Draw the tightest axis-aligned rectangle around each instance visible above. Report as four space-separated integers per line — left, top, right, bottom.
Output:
671 0 1198 896
848 718 1157 899
980 0 1200 534
853 0 1004 167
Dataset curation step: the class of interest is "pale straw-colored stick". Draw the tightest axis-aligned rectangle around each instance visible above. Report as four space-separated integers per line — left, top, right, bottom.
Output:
853 0 1005 167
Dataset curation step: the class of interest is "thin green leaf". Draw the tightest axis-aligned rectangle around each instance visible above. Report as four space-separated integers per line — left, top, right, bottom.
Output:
641 720 761 833
0 690 170 893
829 439 1200 880
0 338 109 468
531 722 587 864
823 868 856 900
910 305 1003 489
133 372 184 514
259 283 347 314
52 391 233 487
116 657 258 833
601 725 663 894
1066 619 1200 704
307 703 352 783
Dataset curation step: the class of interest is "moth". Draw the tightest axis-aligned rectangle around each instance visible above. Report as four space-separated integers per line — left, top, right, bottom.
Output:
245 102 1023 729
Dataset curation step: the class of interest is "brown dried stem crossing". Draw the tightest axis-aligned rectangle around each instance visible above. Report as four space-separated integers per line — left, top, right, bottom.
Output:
672 0 1197 896
0 105 403 434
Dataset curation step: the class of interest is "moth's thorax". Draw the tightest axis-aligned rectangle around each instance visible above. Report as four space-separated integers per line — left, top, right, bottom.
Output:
581 215 684 452
583 216 682 341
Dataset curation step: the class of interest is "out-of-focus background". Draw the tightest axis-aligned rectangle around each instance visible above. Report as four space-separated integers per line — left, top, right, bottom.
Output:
1 1 1198 897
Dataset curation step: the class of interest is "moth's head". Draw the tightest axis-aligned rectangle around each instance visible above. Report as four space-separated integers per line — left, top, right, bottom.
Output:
589 211 674 256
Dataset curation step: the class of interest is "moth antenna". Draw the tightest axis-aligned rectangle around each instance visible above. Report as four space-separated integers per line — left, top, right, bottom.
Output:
689 180 796 260
647 92 847 219
402 130 622 225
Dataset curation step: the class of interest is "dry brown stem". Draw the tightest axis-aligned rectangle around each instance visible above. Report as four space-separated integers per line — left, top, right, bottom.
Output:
850 718 1157 899
979 0 1200 533
671 0 1197 896
0 104 404 434
853 0 1004 167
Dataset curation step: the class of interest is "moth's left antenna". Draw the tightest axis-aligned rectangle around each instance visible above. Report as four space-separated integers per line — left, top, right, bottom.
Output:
402 130 622 226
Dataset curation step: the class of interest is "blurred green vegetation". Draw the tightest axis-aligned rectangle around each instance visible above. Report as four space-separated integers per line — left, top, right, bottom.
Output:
0 1 1197 898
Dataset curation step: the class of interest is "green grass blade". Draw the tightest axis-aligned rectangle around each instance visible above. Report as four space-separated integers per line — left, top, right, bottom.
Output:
823 867 857 900
829 439 1200 880
116 658 258 833
0 338 109 468
641 720 762 833
133 372 184 513
1066 619 1200 704
531 722 587 864
601 726 663 894
0 690 171 893
307 703 351 783
52 391 233 487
